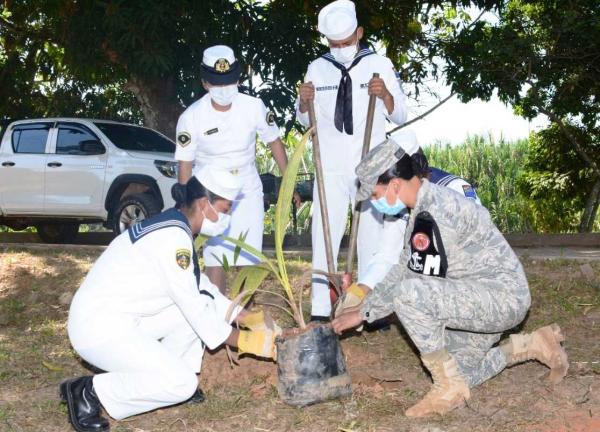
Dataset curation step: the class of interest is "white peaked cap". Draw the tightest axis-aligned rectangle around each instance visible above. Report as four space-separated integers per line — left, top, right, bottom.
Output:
194 165 242 201
202 45 236 68
318 0 357 41
389 129 420 156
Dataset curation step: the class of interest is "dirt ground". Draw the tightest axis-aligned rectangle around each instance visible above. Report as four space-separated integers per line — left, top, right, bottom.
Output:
0 245 599 432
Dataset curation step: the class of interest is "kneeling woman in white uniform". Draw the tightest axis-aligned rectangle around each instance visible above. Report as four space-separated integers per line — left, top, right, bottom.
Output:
175 45 300 293
61 166 278 432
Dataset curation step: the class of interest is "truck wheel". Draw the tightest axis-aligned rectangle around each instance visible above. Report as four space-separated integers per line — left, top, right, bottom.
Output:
35 223 80 244
112 193 161 235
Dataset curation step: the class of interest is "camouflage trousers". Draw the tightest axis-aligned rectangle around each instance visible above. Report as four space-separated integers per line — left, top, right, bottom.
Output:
393 273 531 388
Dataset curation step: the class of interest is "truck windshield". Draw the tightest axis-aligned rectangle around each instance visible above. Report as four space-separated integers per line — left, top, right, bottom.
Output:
94 122 175 153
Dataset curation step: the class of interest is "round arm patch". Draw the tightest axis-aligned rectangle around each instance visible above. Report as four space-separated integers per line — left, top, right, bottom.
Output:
176 248 191 269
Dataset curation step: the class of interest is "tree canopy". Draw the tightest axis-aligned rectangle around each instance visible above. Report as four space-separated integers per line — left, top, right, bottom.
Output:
1 0 502 135
1 0 599 230
443 0 600 231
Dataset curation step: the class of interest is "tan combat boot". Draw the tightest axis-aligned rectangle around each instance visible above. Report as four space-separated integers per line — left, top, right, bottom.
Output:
405 349 470 418
501 323 568 384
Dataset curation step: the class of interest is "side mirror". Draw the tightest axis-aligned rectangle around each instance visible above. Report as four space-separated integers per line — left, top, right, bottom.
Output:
79 139 105 155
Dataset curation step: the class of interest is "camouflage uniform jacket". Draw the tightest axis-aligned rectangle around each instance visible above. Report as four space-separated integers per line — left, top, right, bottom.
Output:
361 179 529 323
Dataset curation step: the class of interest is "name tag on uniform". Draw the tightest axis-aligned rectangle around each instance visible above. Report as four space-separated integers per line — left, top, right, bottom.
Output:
360 83 369 89
204 128 219 136
316 85 339 92
407 211 448 278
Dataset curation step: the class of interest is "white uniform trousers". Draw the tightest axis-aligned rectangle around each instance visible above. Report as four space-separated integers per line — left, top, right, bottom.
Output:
311 171 384 316
70 306 204 420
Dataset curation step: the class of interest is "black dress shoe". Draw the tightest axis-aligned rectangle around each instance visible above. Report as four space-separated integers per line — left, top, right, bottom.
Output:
60 376 109 432
186 388 206 405
310 315 331 323
365 317 392 332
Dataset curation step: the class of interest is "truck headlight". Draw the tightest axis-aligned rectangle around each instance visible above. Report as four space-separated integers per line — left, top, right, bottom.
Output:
154 160 178 178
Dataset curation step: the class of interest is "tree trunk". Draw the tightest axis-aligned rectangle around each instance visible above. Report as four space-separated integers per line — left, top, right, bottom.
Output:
579 176 600 233
124 75 182 139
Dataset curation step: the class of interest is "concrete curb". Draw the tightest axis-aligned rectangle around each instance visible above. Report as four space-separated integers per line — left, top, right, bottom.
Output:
1 232 600 248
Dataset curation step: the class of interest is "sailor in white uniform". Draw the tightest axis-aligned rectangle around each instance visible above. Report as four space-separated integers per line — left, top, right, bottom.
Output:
60 166 279 432
296 0 408 320
175 45 300 293
335 130 482 317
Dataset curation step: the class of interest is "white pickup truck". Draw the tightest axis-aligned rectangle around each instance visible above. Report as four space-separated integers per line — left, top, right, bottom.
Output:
0 118 178 243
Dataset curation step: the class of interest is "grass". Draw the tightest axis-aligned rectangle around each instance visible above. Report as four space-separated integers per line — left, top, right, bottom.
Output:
1 246 599 431
260 133 540 235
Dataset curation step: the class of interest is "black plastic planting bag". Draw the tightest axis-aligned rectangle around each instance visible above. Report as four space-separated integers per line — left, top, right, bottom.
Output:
276 325 352 406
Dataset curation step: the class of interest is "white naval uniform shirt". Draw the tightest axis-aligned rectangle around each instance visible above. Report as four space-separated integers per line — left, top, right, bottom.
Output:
359 175 482 289
295 51 407 174
69 215 234 351
175 93 280 174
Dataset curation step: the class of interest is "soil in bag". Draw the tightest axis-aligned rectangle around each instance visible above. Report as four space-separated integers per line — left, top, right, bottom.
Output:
276 324 352 406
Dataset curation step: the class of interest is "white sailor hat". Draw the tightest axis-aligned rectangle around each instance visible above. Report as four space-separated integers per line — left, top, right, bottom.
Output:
194 165 243 201
390 129 420 156
318 0 358 41
201 45 241 85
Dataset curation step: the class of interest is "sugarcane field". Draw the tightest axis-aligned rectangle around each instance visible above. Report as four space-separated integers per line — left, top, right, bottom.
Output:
1 1 600 431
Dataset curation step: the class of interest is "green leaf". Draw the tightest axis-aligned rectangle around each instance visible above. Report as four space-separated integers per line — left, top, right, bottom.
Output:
229 264 271 303
211 253 230 272
221 235 271 265
222 254 230 272
194 234 210 251
233 230 249 266
273 128 310 302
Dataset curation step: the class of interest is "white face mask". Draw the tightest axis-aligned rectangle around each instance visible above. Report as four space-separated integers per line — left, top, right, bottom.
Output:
208 84 239 106
330 40 358 64
200 203 231 237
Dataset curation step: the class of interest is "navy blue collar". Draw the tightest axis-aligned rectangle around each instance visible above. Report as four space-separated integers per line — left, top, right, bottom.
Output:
128 208 192 244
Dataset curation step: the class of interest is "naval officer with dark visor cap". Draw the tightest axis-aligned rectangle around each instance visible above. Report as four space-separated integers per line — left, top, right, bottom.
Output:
176 45 300 294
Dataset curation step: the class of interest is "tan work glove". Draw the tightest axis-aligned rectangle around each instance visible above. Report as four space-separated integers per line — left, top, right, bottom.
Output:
334 283 368 318
237 329 278 360
240 309 282 335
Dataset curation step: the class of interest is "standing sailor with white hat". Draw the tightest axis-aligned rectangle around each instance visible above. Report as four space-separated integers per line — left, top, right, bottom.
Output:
61 166 280 431
296 0 408 320
176 45 300 293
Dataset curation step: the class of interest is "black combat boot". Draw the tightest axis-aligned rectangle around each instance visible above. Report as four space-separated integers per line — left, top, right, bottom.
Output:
186 387 206 404
60 376 109 432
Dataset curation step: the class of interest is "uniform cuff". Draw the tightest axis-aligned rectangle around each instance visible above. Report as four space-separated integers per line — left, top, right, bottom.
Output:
261 130 281 145
386 102 407 126
360 303 377 324
204 324 233 351
357 272 380 291
174 152 195 162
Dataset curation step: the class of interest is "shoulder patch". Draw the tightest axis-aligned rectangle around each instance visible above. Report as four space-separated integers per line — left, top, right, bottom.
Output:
266 111 276 126
462 184 477 199
176 248 191 270
177 132 191 147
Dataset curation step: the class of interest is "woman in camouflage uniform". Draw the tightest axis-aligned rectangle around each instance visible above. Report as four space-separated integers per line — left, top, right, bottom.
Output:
332 139 569 418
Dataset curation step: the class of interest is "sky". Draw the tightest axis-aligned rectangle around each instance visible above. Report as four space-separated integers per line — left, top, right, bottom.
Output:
403 91 549 146
395 7 549 146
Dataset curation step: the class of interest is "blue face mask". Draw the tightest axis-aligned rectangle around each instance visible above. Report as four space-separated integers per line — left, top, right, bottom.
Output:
370 184 407 215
